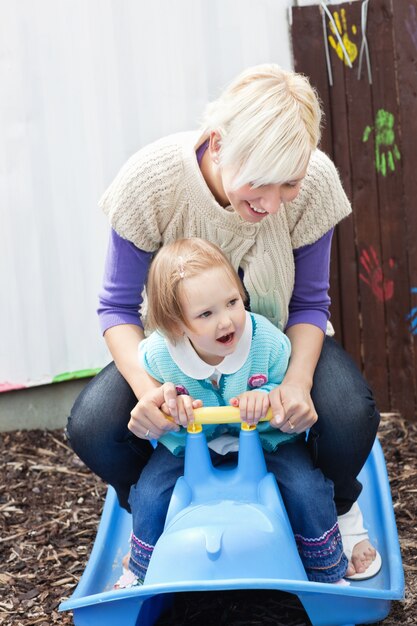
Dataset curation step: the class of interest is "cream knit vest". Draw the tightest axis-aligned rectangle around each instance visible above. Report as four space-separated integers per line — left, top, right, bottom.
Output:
99 131 351 331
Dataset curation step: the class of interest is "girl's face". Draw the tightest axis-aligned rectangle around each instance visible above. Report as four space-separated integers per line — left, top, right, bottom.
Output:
178 267 246 366
218 169 305 224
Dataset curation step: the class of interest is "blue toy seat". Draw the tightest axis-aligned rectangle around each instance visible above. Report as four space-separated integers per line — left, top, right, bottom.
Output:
60 414 404 626
146 426 307 585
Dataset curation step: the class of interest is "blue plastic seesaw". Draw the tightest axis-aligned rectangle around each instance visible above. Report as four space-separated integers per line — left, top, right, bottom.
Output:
60 407 404 626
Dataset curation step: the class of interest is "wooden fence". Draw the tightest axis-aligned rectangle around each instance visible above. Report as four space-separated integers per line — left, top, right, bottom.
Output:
291 0 417 420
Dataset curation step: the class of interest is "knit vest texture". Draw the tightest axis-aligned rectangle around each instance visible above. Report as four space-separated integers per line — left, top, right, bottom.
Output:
99 131 351 331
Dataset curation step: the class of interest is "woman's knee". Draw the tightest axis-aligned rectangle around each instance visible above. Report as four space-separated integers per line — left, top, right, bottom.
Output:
66 362 137 446
312 337 380 429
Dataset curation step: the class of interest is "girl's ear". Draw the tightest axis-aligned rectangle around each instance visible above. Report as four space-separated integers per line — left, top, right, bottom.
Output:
208 131 222 164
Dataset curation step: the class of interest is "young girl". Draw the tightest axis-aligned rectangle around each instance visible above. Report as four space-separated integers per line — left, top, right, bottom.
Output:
115 238 348 588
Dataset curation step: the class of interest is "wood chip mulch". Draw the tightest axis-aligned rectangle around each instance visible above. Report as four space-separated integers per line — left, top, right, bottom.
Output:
0 416 416 626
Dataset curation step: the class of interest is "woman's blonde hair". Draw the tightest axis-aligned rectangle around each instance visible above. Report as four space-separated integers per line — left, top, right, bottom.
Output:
200 63 322 189
146 238 246 343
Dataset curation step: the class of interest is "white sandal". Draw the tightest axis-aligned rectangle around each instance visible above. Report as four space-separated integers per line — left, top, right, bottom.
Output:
338 502 382 581
113 567 141 589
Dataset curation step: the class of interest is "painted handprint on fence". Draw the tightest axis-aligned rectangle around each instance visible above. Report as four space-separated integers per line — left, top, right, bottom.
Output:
359 246 394 302
406 288 417 335
328 9 358 65
363 109 401 176
405 3 417 51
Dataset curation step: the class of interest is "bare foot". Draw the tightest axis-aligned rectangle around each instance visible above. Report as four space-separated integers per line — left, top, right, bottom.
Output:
346 538 377 576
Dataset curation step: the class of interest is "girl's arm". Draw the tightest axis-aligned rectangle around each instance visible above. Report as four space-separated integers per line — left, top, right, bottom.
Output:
229 321 291 424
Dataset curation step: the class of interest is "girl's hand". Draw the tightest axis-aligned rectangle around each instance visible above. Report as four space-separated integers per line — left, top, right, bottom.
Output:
160 382 203 428
268 383 318 434
230 391 270 426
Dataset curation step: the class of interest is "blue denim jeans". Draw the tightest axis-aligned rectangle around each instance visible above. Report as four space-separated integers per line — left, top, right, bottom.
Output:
66 336 380 515
128 439 347 583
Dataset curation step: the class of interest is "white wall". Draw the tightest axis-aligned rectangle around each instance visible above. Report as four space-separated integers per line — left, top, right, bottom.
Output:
1 0 320 389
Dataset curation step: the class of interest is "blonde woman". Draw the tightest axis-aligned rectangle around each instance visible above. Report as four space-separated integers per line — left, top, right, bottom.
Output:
67 64 380 580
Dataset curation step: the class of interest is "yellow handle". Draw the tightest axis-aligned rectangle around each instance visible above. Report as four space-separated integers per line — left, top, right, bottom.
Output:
186 406 273 425
163 406 273 433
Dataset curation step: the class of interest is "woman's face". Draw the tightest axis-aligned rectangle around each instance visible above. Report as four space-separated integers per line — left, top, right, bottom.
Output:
206 132 306 223
218 170 305 224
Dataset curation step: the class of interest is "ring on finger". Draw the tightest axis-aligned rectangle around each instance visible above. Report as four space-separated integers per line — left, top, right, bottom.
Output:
144 428 150 438
287 419 295 430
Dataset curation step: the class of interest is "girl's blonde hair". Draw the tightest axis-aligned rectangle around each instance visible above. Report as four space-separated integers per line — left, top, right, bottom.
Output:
200 63 322 189
146 238 247 343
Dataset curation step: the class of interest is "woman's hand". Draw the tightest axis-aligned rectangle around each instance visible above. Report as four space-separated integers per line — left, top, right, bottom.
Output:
268 323 323 434
128 385 179 440
230 391 270 426
268 383 318 434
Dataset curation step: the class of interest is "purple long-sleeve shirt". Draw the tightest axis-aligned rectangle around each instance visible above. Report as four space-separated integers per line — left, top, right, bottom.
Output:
97 227 333 335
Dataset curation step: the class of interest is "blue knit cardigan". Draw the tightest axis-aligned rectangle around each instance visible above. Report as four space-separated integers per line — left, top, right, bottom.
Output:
140 312 299 455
